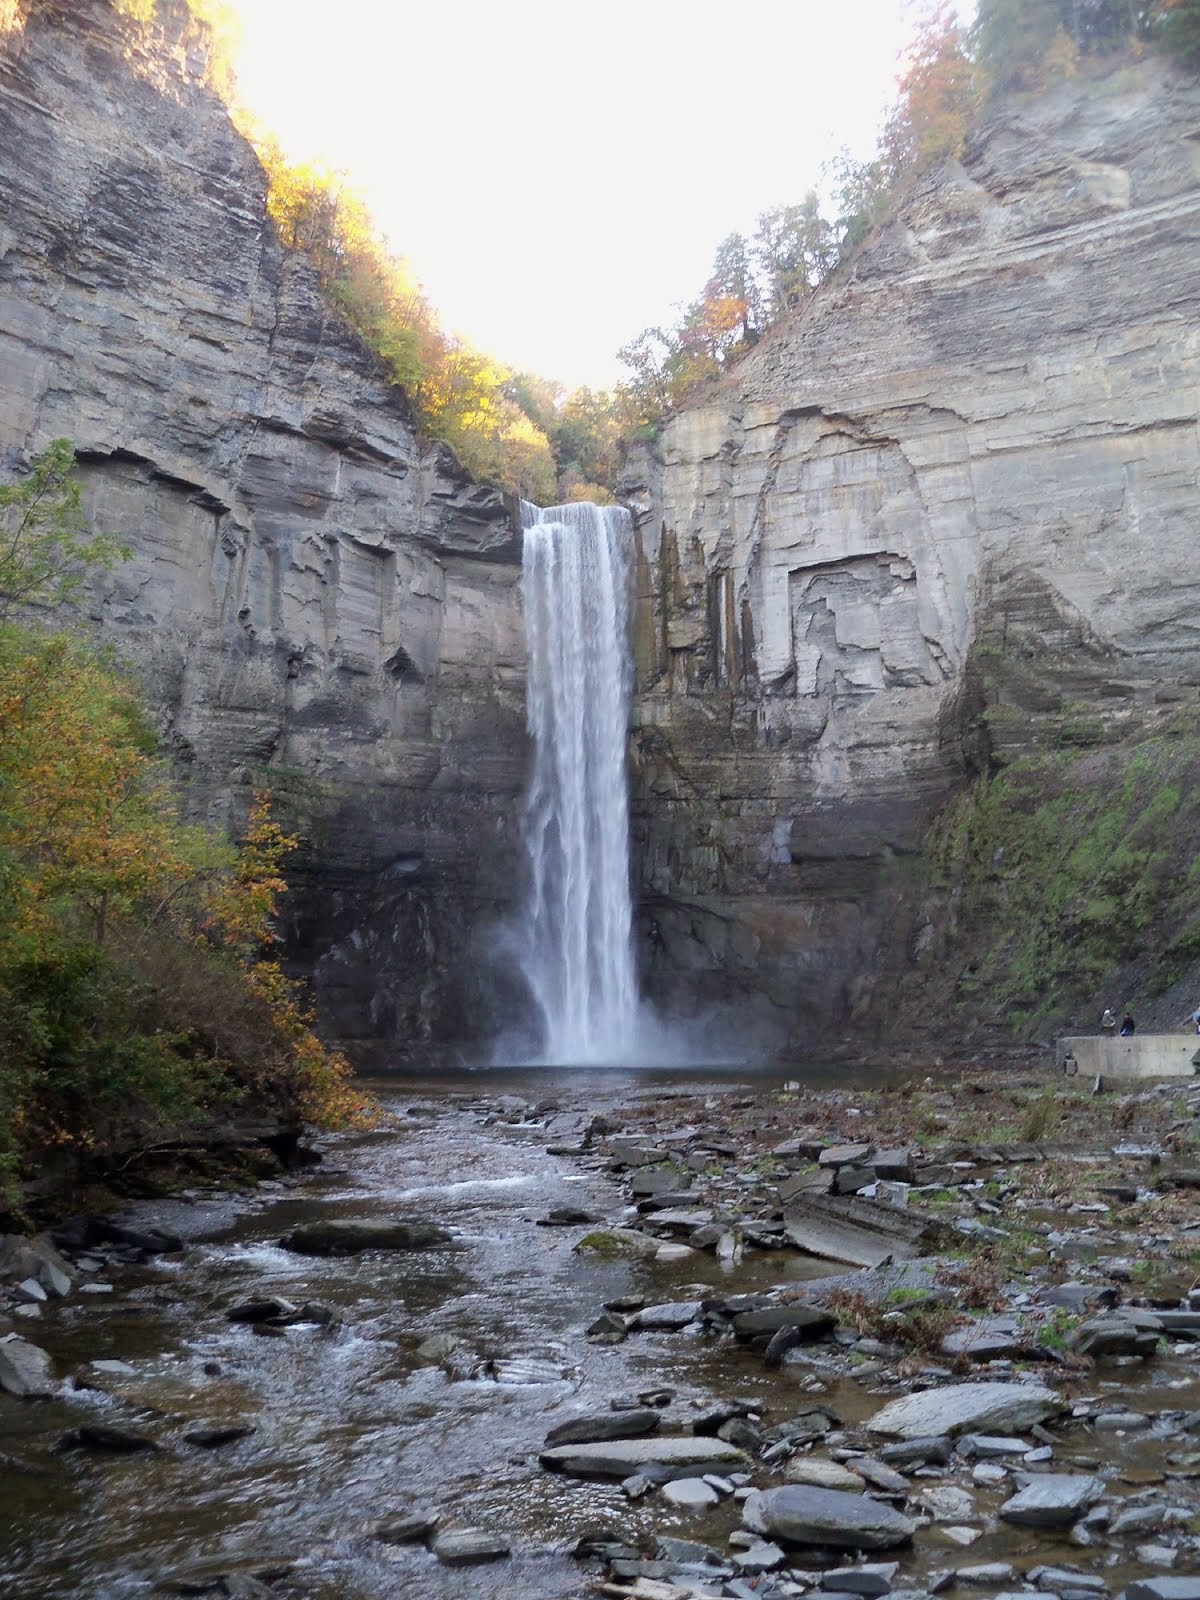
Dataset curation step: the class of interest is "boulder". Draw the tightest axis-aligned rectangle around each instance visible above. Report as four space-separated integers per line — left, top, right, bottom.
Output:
662 1476 720 1508
742 1485 917 1550
632 1301 702 1332
279 1219 452 1255
573 1228 660 1259
1070 1314 1162 1359
0 1336 55 1398
429 1528 510 1566
867 1382 1061 1441
998 1473 1105 1528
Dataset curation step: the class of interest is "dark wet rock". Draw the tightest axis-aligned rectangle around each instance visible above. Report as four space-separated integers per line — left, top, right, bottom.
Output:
54 1424 160 1453
637 1387 675 1408
183 1425 255 1448
631 1301 702 1331
586 1311 629 1338
544 1408 662 1447
373 1509 440 1543
644 1208 714 1233
867 1383 1061 1440
1070 1313 1162 1359
429 1527 510 1566
693 1399 760 1435
742 1484 917 1550
998 1473 1104 1527
535 1207 601 1226
155 1560 295 1596
89 1219 183 1255
1122 1583 1200 1600
279 1218 452 1255
225 1297 298 1324
0 1335 55 1398
732 1303 837 1340
877 1436 954 1468
539 1435 746 1479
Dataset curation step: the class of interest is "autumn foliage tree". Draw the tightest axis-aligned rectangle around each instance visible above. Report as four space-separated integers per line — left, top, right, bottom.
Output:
0 443 368 1210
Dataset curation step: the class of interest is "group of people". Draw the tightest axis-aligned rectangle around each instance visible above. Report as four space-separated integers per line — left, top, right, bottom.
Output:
1100 1005 1200 1035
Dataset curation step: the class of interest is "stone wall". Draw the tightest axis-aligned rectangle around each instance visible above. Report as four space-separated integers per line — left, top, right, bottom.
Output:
626 59 1200 1053
0 0 529 1059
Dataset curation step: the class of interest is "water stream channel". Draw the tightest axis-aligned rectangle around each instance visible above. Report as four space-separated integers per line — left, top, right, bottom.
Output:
5 1068 1200 1599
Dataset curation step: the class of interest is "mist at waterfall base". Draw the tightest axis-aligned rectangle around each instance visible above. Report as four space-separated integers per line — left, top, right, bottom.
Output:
491 500 724 1069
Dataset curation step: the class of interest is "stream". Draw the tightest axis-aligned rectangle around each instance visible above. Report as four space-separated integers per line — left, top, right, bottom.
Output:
4 1067 1200 1599
1 1069 831 1599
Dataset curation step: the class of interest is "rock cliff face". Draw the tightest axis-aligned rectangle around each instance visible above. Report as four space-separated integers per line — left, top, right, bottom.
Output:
0 0 528 1059
626 60 1200 1052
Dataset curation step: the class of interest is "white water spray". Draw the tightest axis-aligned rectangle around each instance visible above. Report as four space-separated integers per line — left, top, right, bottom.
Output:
517 500 638 1064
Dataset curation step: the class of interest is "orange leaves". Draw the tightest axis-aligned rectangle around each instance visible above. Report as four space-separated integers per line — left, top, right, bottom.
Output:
886 3 983 171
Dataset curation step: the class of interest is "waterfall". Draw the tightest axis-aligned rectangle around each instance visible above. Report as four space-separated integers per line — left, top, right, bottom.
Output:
517 499 639 1064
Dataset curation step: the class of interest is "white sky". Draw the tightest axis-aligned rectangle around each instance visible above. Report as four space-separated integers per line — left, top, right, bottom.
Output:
228 1 939 390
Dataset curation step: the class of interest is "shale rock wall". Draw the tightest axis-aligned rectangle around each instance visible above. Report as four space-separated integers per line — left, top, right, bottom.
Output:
0 0 528 1058
627 60 1200 1052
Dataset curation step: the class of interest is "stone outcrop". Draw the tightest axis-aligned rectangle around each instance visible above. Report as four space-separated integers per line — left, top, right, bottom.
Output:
625 59 1200 1051
0 0 527 1057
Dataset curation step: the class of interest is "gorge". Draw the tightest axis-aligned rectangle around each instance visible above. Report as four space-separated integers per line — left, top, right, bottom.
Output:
2 0 1200 1064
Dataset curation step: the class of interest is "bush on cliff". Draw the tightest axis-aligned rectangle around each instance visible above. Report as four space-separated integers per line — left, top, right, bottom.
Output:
0 442 369 1215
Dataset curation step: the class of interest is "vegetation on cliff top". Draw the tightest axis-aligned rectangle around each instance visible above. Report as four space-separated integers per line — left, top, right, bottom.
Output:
0 442 369 1218
79 0 1200 487
617 0 1200 427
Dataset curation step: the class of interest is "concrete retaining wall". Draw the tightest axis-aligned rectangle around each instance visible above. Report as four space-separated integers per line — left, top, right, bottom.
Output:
1058 1035 1200 1079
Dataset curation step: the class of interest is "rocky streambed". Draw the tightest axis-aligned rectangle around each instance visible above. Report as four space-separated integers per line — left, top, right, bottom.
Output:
3 1065 1200 1600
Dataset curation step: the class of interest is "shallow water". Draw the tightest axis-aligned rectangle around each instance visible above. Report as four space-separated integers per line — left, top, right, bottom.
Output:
4 1068 1199 1598
0 1072 840 1598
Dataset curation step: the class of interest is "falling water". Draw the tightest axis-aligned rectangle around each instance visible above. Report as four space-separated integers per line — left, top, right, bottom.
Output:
517 500 639 1064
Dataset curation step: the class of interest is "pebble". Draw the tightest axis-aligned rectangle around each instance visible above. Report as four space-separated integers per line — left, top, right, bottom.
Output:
662 1477 720 1508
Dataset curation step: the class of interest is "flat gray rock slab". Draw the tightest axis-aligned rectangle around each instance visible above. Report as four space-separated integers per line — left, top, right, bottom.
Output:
783 1193 948 1269
632 1301 702 1331
732 1303 837 1339
430 1528 510 1566
999 1473 1104 1528
1124 1582 1200 1600
540 1435 746 1479
867 1382 1061 1441
0 1336 55 1398
743 1485 916 1551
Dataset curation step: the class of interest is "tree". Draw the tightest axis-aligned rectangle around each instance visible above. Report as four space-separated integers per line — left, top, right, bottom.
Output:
885 3 983 170
0 439 127 619
753 195 837 317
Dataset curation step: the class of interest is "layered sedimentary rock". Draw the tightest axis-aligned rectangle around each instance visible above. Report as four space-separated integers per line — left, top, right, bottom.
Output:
0 1 527 1056
626 60 1200 1051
